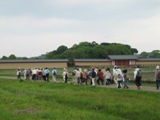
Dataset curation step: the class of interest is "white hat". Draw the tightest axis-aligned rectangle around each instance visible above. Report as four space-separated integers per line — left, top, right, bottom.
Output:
156 65 160 69
114 65 117 69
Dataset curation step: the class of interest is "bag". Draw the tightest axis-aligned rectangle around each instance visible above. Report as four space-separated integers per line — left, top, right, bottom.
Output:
65 73 68 79
157 71 160 79
136 70 142 77
117 74 121 78
125 74 129 80
53 71 56 75
117 72 122 81
72 71 75 76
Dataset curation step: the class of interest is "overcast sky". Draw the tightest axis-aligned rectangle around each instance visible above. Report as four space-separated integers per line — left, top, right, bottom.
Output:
0 0 160 58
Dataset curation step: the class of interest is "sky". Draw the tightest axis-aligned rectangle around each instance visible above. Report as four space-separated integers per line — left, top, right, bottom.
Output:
0 0 160 58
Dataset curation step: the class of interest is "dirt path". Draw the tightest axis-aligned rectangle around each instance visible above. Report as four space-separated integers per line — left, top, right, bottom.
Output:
0 76 159 92
99 84 159 92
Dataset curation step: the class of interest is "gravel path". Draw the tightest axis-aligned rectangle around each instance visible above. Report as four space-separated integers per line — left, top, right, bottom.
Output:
99 84 159 92
0 76 159 92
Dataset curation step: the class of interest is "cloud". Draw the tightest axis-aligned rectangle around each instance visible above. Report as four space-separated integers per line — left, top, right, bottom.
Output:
0 16 79 30
47 0 129 6
0 32 102 57
105 14 160 53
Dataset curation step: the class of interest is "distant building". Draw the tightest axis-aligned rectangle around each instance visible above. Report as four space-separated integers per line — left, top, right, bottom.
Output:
136 58 160 66
0 59 68 69
0 56 160 69
74 59 111 67
74 55 160 67
108 55 138 66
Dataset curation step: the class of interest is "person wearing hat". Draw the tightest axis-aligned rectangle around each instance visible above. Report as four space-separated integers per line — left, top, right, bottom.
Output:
62 68 68 83
16 68 22 80
113 65 118 84
134 66 142 90
103 68 112 85
155 65 160 90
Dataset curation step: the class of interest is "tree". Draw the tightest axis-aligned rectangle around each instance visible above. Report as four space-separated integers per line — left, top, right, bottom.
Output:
8 54 16 60
57 45 68 54
91 41 98 46
1 56 8 60
43 41 139 61
140 52 149 58
131 48 138 54
149 50 160 58
140 50 160 58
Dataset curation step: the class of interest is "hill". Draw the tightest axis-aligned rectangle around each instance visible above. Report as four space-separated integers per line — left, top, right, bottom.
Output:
44 41 138 61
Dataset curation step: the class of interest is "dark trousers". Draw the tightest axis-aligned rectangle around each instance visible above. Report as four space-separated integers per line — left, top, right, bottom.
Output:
106 79 111 85
46 73 49 81
65 78 68 83
156 79 160 89
118 81 122 88
97 78 104 85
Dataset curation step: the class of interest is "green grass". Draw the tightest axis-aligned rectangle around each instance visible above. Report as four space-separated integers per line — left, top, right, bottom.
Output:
0 78 160 120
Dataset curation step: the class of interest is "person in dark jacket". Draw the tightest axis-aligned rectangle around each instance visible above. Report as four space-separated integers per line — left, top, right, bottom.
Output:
155 65 160 90
91 68 97 86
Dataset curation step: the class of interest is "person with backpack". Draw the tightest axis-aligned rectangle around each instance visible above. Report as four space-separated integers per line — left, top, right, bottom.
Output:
134 66 142 90
123 69 130 89
52 67 57 82
115 67 124 88
155 65 160 90
103 68 112 85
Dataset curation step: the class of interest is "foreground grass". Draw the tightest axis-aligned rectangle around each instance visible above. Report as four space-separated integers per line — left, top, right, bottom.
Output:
0 78 160 120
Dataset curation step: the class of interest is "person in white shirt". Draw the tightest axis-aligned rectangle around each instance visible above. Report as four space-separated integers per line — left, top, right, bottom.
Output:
62 68 68 83
134 66 142 90
103 68 112 85
114 67 124 88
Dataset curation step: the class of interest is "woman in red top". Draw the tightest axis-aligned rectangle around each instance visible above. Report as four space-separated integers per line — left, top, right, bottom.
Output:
97 69 104 85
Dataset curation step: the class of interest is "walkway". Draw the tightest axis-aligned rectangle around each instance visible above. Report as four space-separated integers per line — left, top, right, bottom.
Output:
0 76 159 92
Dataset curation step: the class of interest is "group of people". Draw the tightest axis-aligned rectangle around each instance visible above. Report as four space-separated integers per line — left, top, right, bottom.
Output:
16 67 56 82
71 66 131 88
16 65 160 90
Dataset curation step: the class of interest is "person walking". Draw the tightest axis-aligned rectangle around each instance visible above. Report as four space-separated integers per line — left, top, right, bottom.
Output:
71 68 76 84
113 65 118 85
103 68 112 85
52 67 57 82
23 68 27 80
91 68 97 86
123 69 130 89
155 65 160 90
42 68 46 81
97 69 104 85
17 68 22 80
75 68 81 84
115 67 124 88
83 69 89 85
62 68 68 83
134 66 142 90
45 67 50 82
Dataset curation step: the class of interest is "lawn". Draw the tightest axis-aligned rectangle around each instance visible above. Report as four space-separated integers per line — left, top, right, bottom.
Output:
0 78 160 120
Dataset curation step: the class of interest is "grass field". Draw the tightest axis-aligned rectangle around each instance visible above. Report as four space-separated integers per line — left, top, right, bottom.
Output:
0 77 160 120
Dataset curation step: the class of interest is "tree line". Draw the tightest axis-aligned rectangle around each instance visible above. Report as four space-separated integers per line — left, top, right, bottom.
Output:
1 41 160 61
